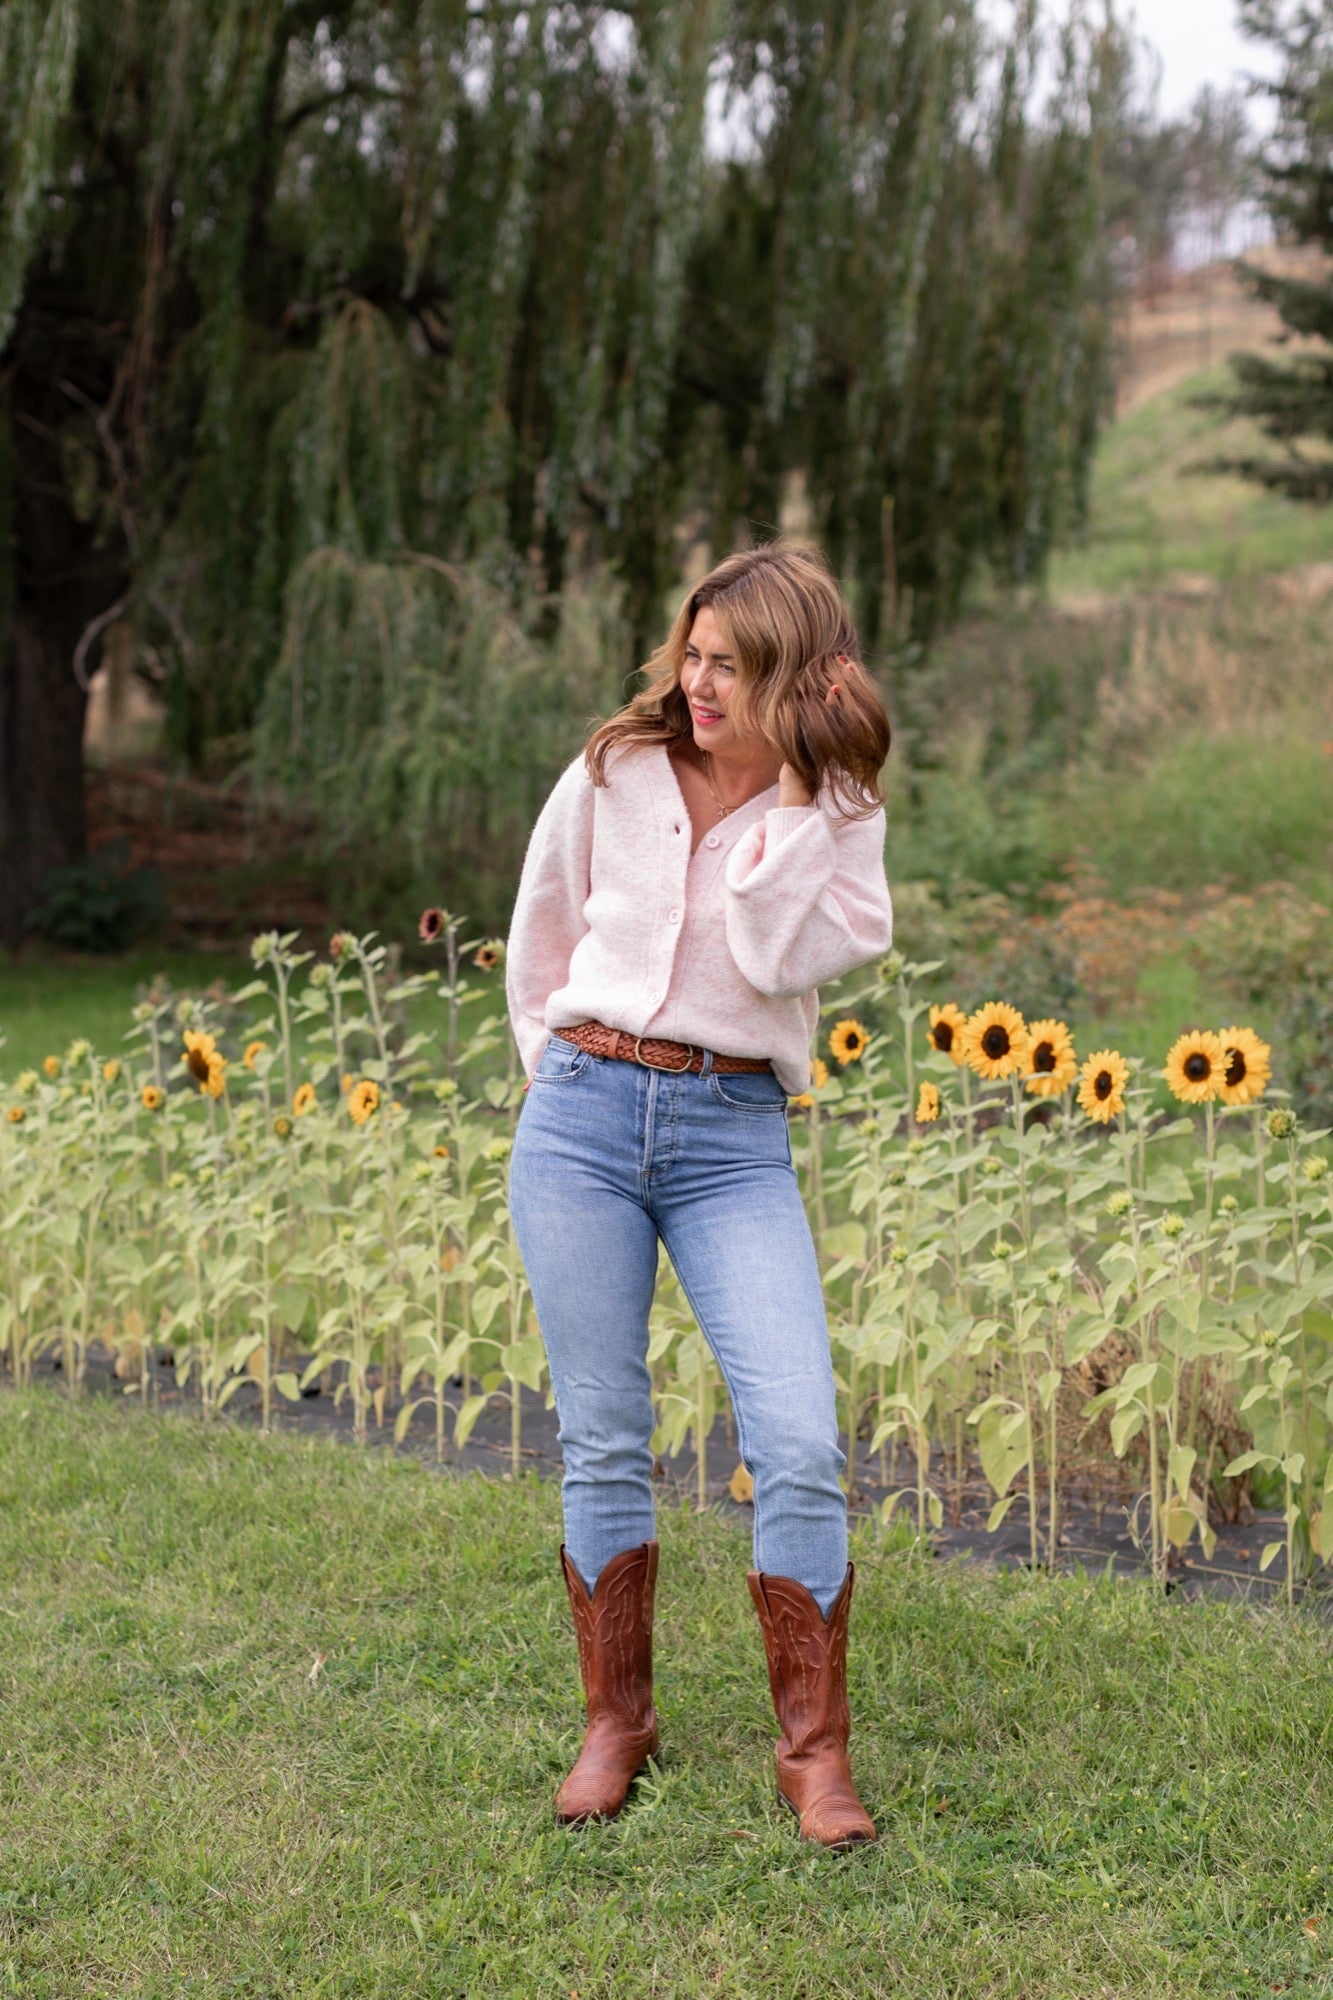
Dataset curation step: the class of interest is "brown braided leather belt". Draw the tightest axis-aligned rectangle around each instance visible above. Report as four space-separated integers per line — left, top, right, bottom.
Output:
561 1020 773 1076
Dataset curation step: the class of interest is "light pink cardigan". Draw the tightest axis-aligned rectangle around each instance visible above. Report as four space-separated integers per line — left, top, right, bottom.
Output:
504 741 893 1094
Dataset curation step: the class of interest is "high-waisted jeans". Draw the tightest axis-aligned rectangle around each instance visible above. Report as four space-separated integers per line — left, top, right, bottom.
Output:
508 1034 847 1616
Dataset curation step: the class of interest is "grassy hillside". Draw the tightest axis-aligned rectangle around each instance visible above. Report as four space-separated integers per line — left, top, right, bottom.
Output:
1048 366 1333 600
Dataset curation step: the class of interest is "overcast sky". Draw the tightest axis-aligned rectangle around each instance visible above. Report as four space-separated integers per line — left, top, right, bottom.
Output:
1135 0 1279 119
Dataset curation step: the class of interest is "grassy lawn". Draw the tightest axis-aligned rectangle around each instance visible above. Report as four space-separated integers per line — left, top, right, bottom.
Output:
0 948 251 1079
1 1391 1330 1997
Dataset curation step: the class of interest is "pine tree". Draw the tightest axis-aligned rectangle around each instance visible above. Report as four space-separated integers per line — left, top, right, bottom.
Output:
1203 0 1333 503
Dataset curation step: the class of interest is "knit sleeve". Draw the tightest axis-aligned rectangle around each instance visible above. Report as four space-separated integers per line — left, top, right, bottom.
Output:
505 756 596 1075
722 802 893 1001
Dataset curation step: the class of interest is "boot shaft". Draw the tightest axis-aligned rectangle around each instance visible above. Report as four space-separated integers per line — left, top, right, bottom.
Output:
561 1541 658 1727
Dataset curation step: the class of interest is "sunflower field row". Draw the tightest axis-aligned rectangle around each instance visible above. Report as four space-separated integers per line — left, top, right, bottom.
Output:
2 926 1331 1600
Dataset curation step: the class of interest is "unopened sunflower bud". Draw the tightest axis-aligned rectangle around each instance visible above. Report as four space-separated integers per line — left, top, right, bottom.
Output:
1106 1190 1132 1217
412 1161 433 1181
1259 1326 1279 1348
338 1223 356 1243
1045 1266 1063 1284
432 1077 460 1101
992 1238 1015 1260
889 1243 910 1265
907 1138 927 1156
879 951 905 982
1219 1194 1240 1214
273 1116 293 1140
1303 1155 1328 1182
309 963 331 989
1160 1212 1186 1239
887 1168 907 1186
1266 1107 1297 1141
981 1157 1003 1177
485 1136 512 1162
858 1117 878 1138
15 1070 37 1096
168 1172 188 1190
65 1038 91 1065
132 1001 155 1024
175 998 195 1025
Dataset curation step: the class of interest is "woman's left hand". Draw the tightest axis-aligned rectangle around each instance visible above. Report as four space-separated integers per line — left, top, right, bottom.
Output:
777 667 845 807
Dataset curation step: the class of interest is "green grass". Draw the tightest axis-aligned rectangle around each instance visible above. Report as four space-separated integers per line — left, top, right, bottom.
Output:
2 1390 1331 1997
0 948 250 1078
1047 367 1333 599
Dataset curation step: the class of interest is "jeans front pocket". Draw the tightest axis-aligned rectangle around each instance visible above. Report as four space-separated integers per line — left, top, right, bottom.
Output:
530 1033 593 1085
706 1068 788 1114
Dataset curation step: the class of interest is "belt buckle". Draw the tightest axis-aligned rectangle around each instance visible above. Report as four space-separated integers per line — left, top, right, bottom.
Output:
633 1036 695 1074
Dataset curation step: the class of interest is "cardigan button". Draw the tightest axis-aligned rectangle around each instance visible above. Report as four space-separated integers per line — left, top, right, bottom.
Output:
705 834 721 849
668 907 681 923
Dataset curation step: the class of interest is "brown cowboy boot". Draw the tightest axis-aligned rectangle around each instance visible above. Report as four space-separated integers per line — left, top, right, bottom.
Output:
747 1564 877 1849
555 1540 659 1825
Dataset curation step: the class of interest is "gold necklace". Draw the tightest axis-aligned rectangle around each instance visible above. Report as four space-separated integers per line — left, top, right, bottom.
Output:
699 749 736 819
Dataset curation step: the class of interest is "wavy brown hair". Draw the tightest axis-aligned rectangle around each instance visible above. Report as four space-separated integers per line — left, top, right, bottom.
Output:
585 540 891 819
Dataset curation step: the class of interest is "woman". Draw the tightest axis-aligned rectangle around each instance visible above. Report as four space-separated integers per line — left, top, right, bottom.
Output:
505 540 893 1849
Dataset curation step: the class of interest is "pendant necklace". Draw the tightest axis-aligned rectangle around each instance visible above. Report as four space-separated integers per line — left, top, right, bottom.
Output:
700 750 735 820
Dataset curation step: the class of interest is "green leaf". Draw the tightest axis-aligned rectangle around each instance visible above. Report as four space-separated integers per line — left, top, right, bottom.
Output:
1110 1407 1144 1458
821 1221 867 1263
274 1372 301 1403
1259 1540 1284 1574
453 1394 490 1450
1222 1449 1273 1478
274 1285 310 1334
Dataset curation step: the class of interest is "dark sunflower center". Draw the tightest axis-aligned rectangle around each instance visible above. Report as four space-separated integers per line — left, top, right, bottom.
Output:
1225 1050 1245 1086
1094 1069 1113 1100
933 1023 954 1052
1183 1052 1211 1083
1033 1040 1056 1072
981 1025 1011 1060
186 1048 211 1083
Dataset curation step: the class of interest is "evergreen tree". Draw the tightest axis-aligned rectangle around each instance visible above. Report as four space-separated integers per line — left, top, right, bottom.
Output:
0 1 1130 939
1203 0 1333 502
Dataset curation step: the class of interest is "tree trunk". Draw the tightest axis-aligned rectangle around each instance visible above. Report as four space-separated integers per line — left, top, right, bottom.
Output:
0 405 123 948
0 609 91 947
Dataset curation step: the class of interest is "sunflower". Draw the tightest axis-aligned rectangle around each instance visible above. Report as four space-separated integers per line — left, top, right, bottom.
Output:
202 1056 227 1100
273 1114 293 1140
292 1082 317 1117
243 1040 268 1071
42 1055 60 1079
181 1030 218 1087
1024 1019 1077 1098
419 907 445 944
962 1002 1029 1082
473 939 504 970
348 1079 380 1125
7 1106 25 1124
1218 1026 1271 1107
433 1144 450 1160
329 932 347 960
791 1057 830 1106
916 1081 940 1123
926 1002 968 1065
340 1072 354 1095
1077 1049 1130 1124
141 1084 165 1112
829 1019 870 1066
1164 1030 1225 1105
102 1059 121 1084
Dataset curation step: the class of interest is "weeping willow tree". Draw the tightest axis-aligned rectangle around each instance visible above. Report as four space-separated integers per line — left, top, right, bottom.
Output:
1 0 1129 937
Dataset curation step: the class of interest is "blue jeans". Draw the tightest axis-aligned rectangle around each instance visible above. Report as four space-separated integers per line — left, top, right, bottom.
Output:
508 1035 848 1616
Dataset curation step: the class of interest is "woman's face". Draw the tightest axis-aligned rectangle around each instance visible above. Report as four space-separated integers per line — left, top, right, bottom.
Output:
681 605 741 751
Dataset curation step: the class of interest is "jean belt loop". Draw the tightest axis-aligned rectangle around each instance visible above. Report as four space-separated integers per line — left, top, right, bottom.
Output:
699 1047 714 1077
